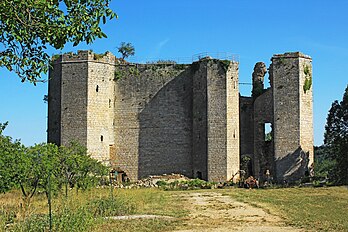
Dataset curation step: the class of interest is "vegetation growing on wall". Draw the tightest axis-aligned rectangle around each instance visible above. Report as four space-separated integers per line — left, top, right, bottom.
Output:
220 60 231 72
303 65 312 93
129 66 140 76
93 52 108 60
114 68 128 81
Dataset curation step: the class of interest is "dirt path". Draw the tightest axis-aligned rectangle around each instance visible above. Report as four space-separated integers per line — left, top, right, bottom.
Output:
173 191 305 232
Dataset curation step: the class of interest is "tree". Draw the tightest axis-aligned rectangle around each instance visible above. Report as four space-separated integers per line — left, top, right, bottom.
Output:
0 0 117 83
58 141 108 197
0 122 26 193
324 85 348 184
117 42 135 59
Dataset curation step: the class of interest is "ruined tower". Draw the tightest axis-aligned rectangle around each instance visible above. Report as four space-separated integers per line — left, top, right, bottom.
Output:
271 52 313 182
239 52 314 183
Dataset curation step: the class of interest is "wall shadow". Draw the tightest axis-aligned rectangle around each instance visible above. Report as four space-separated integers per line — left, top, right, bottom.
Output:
275 146 309 183
137 68 194 178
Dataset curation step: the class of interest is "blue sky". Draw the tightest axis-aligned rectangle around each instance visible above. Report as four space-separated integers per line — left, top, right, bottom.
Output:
1 0 347 146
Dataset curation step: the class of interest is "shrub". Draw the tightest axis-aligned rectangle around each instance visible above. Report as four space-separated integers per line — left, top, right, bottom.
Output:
88 197 136 217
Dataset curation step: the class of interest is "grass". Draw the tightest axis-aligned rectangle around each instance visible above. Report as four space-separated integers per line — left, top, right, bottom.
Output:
0 188 188 232
222 186 348 231
2 186 347 231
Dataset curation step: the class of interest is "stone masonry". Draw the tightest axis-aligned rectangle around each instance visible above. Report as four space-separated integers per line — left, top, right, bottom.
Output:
48 51 313 183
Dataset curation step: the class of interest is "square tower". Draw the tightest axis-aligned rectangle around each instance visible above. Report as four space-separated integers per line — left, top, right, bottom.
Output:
271 52 313 182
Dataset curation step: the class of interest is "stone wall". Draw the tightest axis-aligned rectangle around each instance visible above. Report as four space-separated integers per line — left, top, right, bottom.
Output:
192 61 208 180
87 55 115 163
48 58 62 145
60 55 88 147
205 59 240 182
298 58 314 167
239 97 254 158
271 52 313 182
226 62 240 181
253 88 274 179
114 64 193 180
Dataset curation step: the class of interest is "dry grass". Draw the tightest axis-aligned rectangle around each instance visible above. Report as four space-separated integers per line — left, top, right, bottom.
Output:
2 186 347 231
222 186 348 231
0 188 188 232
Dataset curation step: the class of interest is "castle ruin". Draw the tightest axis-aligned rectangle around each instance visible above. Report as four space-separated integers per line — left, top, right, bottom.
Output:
48 50 313 183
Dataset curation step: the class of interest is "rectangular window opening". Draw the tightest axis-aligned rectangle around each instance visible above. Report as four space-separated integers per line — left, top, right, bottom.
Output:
264 123 272 142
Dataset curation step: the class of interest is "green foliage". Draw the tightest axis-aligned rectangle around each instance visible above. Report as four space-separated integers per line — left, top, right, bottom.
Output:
277 57 285 64
0 122 108 198
0 0 117 83
220 60 231 72
304 64 311 76
146 60 177 64
58 141 108 196
324 85 348 185
93 52 108 60
114 69 124 81
51 54 61 62
129 66 140 76
117 42 135 59
157 179 216 190
265 131 272 142
88 197 136 217
314 145 336 181
0 122 26 193
303 76 312 93
303 65 312 93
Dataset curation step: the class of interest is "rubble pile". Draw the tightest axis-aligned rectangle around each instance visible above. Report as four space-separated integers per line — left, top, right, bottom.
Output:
112 173 189 189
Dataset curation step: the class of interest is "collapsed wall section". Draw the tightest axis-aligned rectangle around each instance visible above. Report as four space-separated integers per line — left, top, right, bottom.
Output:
253 88 274 179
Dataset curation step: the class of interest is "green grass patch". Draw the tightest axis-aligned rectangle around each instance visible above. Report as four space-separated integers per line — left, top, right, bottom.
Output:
222 186 348 231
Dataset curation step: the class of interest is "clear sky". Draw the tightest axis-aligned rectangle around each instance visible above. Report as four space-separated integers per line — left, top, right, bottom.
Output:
1 0 347 146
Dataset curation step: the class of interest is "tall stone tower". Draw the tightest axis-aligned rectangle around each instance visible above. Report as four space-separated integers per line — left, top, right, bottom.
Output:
48 51 116 163
192 59 240 182
271 52 313 182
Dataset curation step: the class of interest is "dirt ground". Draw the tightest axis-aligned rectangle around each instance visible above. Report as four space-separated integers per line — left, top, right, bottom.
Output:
173 191 306 232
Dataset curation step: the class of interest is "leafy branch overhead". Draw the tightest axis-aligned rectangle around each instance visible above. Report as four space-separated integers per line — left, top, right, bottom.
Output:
0 0 117 84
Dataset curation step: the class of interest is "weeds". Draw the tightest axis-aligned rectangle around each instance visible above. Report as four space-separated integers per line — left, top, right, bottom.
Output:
0 188 187 232
88 197 136 217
